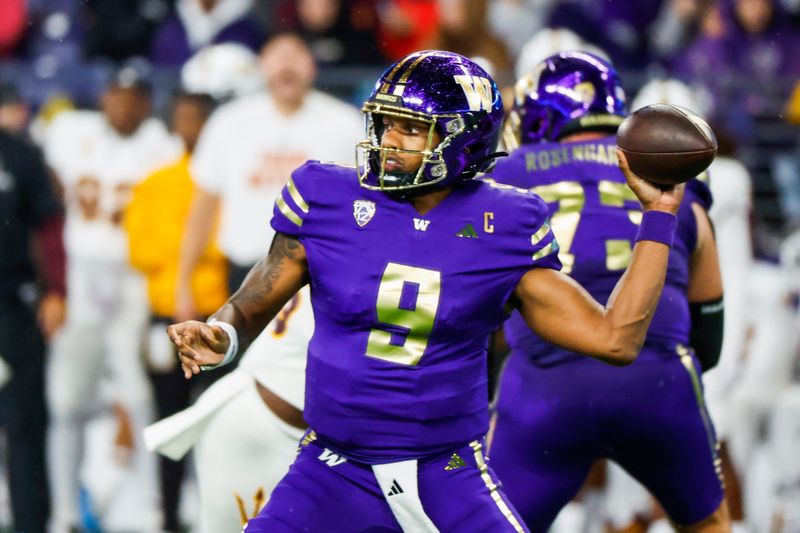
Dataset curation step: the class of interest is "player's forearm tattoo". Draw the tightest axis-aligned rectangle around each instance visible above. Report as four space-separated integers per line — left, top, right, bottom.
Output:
242 234 303 300
214 233 306 349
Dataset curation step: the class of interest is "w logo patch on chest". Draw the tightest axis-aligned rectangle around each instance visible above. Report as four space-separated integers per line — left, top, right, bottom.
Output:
353 200 376 227
413 218 430 231
454 75 494 112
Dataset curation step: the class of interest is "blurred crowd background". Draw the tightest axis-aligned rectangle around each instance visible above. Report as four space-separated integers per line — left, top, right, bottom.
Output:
1 0 800 532
3 0 800 235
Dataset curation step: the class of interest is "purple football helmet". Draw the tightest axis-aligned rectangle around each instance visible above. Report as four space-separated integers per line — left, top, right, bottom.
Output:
357 50 504 192
505 51 626 148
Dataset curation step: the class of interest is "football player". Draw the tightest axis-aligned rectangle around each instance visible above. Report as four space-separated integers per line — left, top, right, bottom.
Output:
44 69 180 532
488 52 729 532
168 50 683 532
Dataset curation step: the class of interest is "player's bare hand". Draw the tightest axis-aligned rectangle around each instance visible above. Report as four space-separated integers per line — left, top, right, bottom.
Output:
166 321 230 379
617 148 684 215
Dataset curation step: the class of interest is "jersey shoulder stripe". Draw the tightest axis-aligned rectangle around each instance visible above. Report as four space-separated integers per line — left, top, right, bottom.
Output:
271 160 358 237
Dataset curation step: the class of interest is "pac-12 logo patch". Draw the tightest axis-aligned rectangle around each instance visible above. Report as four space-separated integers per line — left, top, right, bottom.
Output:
353 200 376 227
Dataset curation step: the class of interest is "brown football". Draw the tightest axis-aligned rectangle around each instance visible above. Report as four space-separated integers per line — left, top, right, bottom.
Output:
617 103 717 185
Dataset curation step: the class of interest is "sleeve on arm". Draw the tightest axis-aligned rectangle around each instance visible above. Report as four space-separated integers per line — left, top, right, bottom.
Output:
21 140 66 295
679 176 714 252
689 297 724 372
270 162 316 238
35 215 66 296
687 174 713 212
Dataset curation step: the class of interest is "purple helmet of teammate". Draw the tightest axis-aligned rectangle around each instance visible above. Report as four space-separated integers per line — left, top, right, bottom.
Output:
505 51 626 148
357 50 504 192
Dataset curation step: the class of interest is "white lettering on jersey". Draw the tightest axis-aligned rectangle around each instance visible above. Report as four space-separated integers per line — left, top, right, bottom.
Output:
249 151 308 188
453 75 494 112
413 218 430 231
318 448 347 467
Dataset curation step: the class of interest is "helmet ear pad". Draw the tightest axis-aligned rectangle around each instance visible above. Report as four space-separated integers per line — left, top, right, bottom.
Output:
436 110 503 180
515 106 554 145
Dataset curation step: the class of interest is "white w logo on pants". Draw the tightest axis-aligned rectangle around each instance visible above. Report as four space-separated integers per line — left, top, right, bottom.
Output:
318 448 347 467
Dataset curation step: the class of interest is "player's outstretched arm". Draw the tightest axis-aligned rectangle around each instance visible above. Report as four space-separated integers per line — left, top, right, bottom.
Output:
168 233 308 378
514 151 685 365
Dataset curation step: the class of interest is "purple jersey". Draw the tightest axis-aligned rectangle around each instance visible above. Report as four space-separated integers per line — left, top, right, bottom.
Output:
270 161 560 463
492 137 712 366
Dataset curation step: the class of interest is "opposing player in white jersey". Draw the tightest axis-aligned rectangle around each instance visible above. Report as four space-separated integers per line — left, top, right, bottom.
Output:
44 70 181 532
145 286 312 532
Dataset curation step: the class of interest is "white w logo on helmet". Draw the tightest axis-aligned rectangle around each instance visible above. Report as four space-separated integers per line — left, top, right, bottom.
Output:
454 75 494 112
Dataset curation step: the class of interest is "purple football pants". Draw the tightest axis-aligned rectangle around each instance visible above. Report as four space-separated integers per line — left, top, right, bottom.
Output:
489 345 724 532
245 434 529 532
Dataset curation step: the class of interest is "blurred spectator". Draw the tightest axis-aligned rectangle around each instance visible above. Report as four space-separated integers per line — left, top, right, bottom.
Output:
124 91 226 533
547 0 662 70
44 69 180 532
276 0 383 66
731 0 800 97
0 105 65 533
175 32 361 320
150 0 265 67
487 0 555 59
428 0 513 85
673 0 800 140
670 2 742 132
83 0 172 62
649 0 714 62
375 0 440 61
0 83 30 136
0 0 27 56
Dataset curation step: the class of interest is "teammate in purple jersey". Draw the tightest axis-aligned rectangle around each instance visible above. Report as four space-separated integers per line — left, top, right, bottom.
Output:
489 52 730 532
167 51 684 532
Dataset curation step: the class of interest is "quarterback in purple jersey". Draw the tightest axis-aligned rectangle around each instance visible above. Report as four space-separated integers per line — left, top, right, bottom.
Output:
168 51 684 532
489 52 730 532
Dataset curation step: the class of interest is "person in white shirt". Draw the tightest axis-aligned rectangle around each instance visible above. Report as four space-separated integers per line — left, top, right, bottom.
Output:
175 32 362 317
44 70 181 533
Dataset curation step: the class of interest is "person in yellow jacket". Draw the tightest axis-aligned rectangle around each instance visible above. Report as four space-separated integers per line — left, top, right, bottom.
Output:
124 91 227 533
